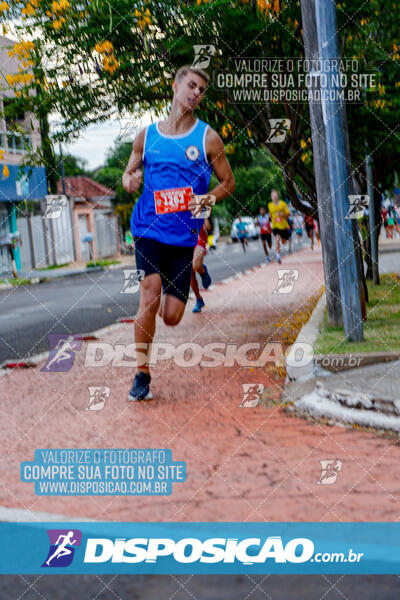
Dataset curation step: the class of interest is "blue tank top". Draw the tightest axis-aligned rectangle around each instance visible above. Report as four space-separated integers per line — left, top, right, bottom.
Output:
131 118 213 247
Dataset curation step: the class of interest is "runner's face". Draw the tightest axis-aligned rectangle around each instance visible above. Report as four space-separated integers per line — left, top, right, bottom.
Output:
271 191 279 204
174 72 207 111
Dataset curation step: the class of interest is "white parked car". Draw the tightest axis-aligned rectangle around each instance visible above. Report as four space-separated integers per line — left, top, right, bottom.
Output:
212 216 220 244
230 216 258 242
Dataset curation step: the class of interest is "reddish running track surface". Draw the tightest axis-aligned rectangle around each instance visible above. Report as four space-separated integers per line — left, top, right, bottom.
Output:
2 247 400 522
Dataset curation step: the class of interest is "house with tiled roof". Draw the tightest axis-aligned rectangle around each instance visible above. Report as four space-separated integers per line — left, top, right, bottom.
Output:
57 176 119 262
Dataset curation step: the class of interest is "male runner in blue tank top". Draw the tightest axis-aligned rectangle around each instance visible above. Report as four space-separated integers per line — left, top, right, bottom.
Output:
122 65 235 401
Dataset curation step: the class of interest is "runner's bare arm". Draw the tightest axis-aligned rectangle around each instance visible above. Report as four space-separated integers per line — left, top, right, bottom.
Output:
122 128 146 194
206 128 235 203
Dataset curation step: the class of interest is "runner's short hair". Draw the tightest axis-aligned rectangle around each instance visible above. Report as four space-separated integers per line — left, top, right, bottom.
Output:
175 65 209 85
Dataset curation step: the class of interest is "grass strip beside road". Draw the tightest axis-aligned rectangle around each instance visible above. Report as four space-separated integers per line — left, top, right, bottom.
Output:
35 263 71 271
86 259 120 268
0 278 31 286
315 273 400 354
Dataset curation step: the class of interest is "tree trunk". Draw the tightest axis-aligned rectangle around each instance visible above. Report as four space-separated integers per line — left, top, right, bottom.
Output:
39 112 58 194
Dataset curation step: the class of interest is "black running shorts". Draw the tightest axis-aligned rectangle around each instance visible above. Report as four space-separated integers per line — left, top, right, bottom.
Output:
134 237 195 303
260 232 272 244
272 228 291 240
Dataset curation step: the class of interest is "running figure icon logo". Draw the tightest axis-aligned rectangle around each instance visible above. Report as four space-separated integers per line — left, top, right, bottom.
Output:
266 119 291 143
120 269 145 293
117 115 140 142
317 460 342 485
43 195 67 219
42 529 82 568
239 383 264 407
272 269 299 294
85 386 110 411
346 195 369 219
192 44 216 69
41 334 83 372
190 194 216 219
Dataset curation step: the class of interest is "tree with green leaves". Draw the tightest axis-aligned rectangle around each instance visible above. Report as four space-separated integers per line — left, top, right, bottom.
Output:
1 0 399 223
55 152 88 177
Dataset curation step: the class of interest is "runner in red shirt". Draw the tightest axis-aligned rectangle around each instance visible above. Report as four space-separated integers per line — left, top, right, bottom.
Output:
304 215 315 249
257 206 272 263
191 218 212 313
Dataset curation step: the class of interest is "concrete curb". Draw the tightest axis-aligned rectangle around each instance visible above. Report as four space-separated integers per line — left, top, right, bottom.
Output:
379 244 400 254
291 377 400 433
0 262 135 290
0 323 123 374
0 267 104 290
285 292 327 383
313 351 400 372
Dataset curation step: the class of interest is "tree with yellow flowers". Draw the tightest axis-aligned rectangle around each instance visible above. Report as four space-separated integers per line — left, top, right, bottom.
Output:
0 0 399 215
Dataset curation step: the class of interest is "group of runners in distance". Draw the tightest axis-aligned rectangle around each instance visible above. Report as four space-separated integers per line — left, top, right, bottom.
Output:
237 194 319 261
122 64 317 402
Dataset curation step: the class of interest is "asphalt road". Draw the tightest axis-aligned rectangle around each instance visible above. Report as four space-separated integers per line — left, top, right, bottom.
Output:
1 240 397 364
0 574 399 599
378 250 400 274
0 238 303 363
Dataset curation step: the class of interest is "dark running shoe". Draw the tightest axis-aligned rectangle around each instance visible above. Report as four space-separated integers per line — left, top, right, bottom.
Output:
200 264 212 289
192 297 205 313
128 371 153 401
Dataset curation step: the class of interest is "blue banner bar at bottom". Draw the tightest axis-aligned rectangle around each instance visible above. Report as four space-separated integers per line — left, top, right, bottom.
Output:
0 522 397 574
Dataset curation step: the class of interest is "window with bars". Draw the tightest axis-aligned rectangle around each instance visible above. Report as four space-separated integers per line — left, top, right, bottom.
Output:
2 99 33 154
6 132 32 154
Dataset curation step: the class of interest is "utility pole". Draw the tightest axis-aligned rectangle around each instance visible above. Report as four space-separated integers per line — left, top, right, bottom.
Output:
366 153 379 284
300 0 342 326
58 140 77 261
59 141 66 195
314 0 364 341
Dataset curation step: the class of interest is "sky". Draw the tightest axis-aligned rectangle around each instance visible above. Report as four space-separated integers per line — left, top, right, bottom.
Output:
57 114 153 171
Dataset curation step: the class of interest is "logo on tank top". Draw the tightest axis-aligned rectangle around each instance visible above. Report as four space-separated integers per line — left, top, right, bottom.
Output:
185 145 200 161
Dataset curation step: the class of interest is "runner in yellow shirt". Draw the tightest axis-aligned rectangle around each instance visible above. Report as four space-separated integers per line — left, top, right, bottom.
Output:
268 189 290 264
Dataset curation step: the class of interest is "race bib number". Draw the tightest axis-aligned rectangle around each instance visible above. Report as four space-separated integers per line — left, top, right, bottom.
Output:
275 214 283 223
154 186 192 214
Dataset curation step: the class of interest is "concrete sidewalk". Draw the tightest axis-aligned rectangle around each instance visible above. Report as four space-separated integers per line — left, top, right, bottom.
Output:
2 245 400 523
